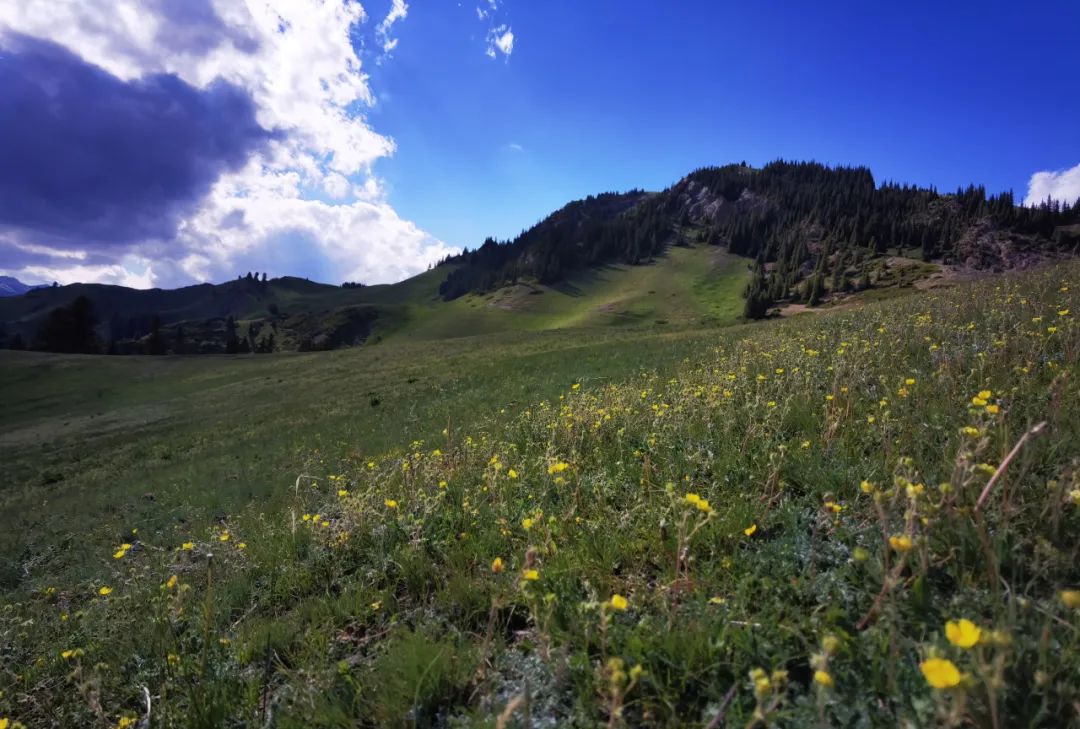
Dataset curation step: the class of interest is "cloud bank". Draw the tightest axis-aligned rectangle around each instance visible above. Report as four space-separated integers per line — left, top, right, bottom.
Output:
1025 162 1080 207
0 33 271 247
0 0 457 288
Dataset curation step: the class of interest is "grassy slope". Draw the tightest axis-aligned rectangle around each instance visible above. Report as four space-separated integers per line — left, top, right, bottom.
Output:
1 263 1077 727
0 325 747 588
381 246 751 341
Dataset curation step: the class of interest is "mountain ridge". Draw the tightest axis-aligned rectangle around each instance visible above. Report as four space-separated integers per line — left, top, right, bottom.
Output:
0 275 49 298
3 159 1078 353
437 160 1080 315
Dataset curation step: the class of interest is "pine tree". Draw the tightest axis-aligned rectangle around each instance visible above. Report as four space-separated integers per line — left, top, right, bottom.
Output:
174 324 186 355
146 315 166 355
225 316 239 354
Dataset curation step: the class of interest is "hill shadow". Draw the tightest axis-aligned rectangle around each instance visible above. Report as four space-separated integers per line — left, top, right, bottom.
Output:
548 263 628 297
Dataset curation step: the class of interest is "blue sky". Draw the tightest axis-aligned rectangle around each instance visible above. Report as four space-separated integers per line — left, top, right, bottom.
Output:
370 0 1080 247
0 0 1078 287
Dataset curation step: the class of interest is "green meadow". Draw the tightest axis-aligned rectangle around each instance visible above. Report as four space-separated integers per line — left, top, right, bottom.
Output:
1 262 1078 727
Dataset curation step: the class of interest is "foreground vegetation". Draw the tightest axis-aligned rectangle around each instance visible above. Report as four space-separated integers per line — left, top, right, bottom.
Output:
2 264 1079 727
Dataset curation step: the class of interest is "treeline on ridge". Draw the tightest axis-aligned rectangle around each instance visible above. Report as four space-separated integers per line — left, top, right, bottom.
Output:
436 160 1080 315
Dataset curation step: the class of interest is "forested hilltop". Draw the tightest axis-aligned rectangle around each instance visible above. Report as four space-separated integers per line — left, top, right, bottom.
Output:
437 160 1080 315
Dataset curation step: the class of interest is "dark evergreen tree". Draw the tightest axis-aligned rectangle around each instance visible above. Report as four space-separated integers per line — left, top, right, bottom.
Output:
224 316 239 354
146 315 166 355
174 324 186 355
33 296 100 353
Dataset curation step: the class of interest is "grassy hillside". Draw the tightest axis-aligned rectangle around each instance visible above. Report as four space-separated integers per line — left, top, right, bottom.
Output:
1 262 1077 727
384 246 751 341
0 245 750 351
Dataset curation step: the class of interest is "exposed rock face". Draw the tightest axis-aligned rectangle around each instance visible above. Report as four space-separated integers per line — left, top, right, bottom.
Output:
951 218 1059 271
670 179 772 226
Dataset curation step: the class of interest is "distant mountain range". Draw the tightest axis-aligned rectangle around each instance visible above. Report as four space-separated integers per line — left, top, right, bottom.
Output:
0 276 49 297
2 160 1078 354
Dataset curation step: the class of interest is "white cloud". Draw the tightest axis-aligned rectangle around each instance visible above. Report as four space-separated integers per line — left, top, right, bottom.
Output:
0 0 456 287
376 0 408 56
21 259 157 289
324 172 352 200
506 142 524 152
492 26 514 56
1025 162 1080 207
485 24 514 59
476 0 514 60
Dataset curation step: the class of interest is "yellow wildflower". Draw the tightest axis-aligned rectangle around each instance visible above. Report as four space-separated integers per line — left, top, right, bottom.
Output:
508 468 519 479
337 489 349 497
985 404 1000 414
181 541 194 550
860 480 875 494
164 575 178 590
1060 590 1080 609
813 670 833 687
522 569 540 581
384 499 398 509
920 657 961 689
743 523 758 537
945 619 981 648
609 594 629 611
522 517 534 530
491 557 504 573
219 532 230 542
889 535 913 552
98 586 113 596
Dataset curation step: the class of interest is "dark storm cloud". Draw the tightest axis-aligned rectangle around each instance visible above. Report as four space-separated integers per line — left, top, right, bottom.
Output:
0 32 273 248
